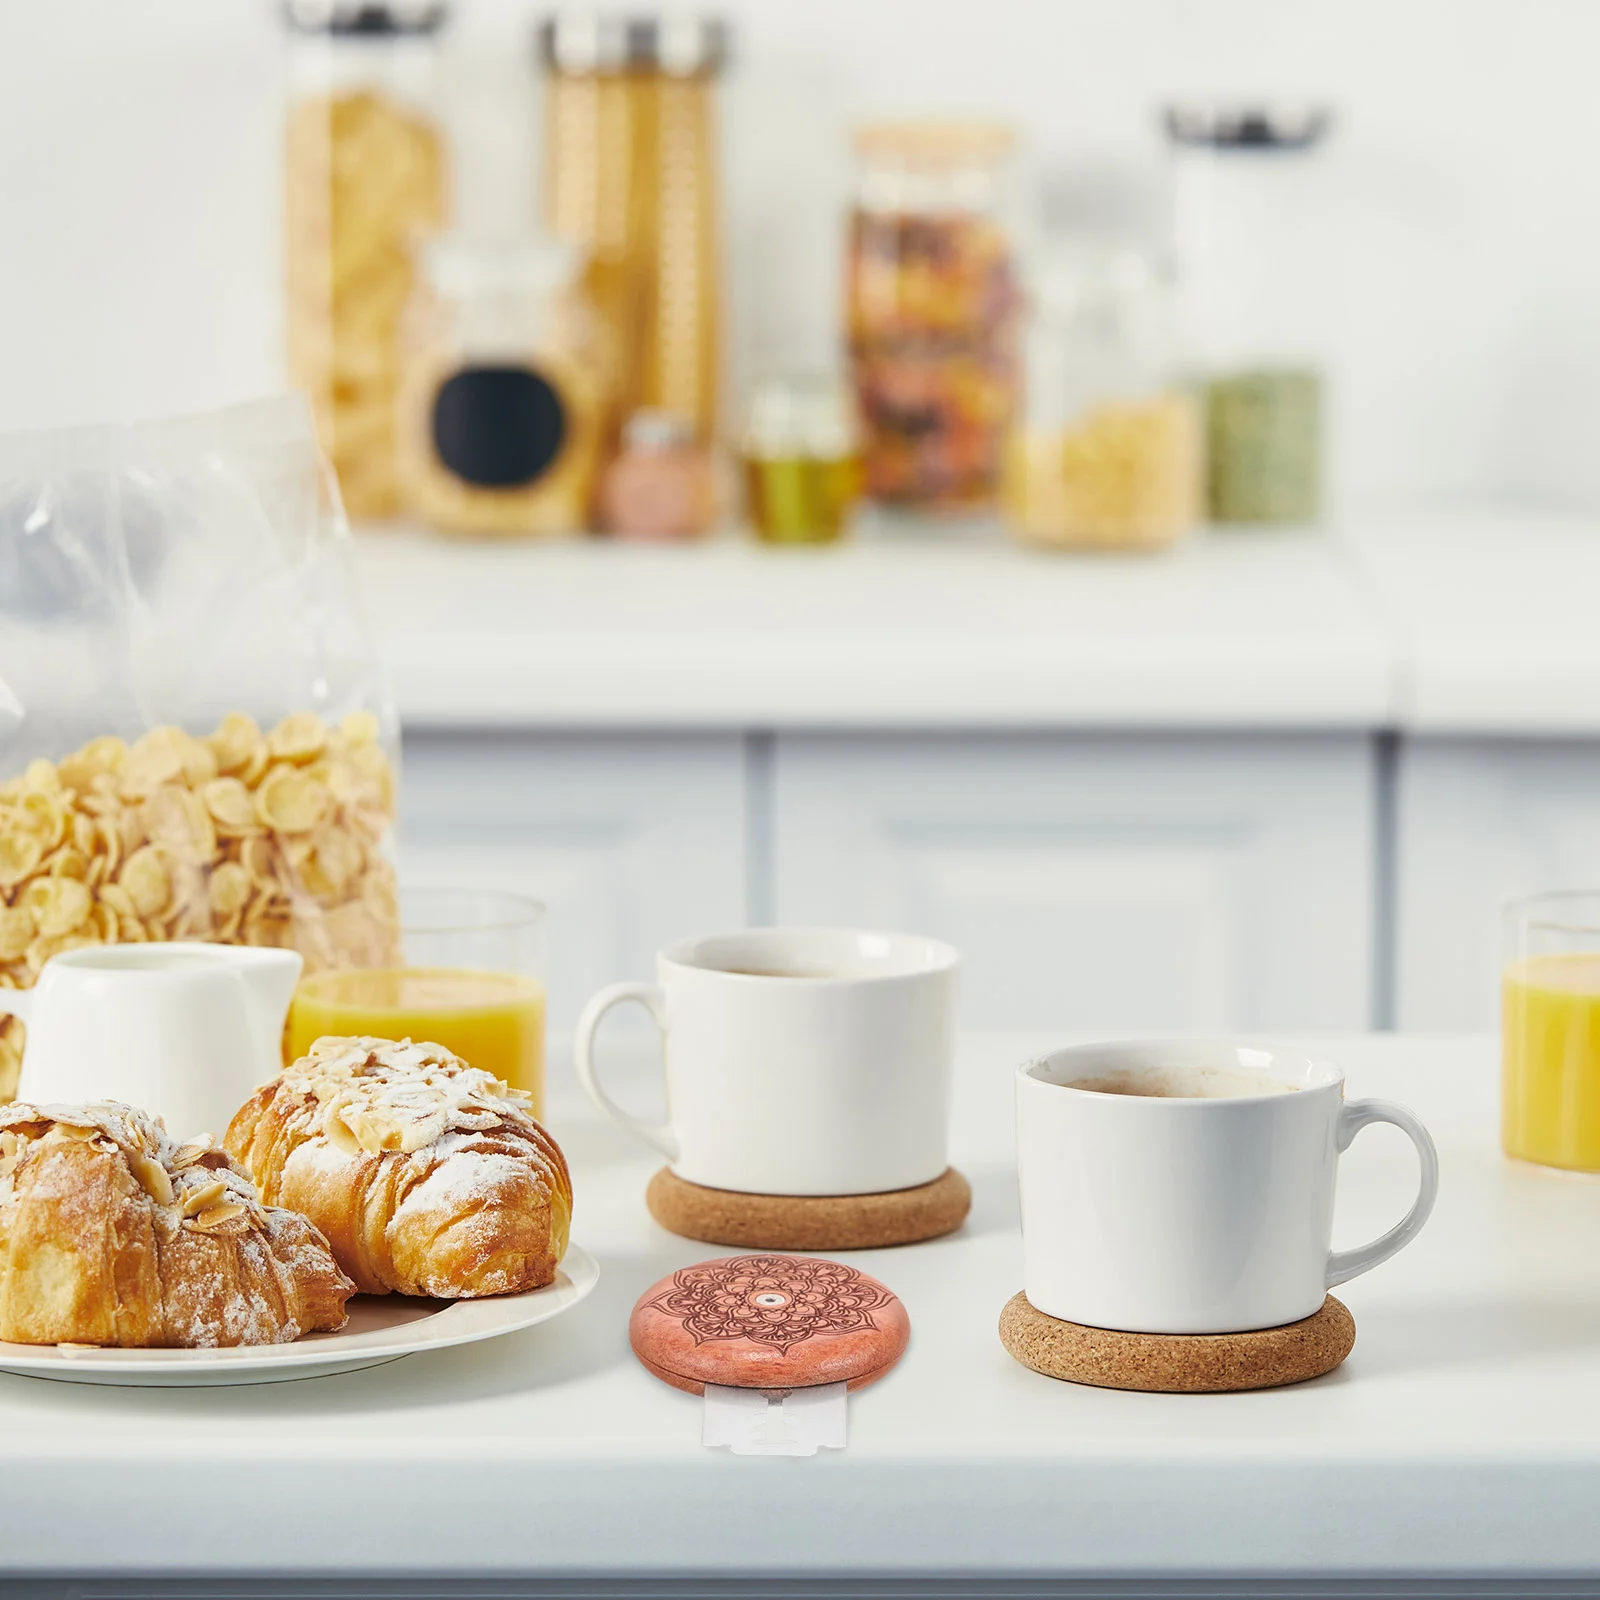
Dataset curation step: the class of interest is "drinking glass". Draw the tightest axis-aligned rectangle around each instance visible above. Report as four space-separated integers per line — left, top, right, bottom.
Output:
1503 891 1600 1171
287 888 548 1115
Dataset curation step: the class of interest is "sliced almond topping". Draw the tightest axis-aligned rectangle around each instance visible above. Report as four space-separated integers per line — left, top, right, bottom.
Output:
190 1200 246 1230
172 1136 214 1168
128 1150 174 1206
180 1178 227 1217
47 1121 100 1143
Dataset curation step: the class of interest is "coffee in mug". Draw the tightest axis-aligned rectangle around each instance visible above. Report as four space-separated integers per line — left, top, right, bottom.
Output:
1016 1040 1438 1334
575 927 959 1196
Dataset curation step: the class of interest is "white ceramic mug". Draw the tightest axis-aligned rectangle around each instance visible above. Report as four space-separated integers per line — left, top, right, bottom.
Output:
1017 1039 1439 1334
2 942 303 1139
575 926 960 1196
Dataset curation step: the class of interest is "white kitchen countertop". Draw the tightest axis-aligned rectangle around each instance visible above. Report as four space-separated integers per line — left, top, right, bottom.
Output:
356 521 1392 731
354 510 1600 735
7 1031 1600 1590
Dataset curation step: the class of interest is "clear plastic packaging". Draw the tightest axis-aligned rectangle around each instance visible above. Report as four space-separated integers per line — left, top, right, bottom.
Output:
0 396 401 1098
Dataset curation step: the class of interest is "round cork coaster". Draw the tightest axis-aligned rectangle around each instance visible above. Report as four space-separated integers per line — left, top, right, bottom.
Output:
998 1292 1355 1393
646 1167 972 1251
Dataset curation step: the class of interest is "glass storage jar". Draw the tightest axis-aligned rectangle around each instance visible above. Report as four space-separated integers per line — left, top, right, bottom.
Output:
847 122 1019 514
740 375 861 545
284 0 449 521
1003 246 1198 551
398 235 605 537
541 14 729 451
1165 103 1333 526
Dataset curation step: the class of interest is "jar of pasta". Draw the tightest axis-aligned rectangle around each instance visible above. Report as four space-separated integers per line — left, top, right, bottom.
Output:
284 0 449 521
398 235 605 537
847 122 1019 515
1003 245 1199 552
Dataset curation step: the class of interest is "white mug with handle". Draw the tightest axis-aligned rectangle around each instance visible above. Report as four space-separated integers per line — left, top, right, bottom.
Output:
574 926 960 1196
1017 1039 1440 1334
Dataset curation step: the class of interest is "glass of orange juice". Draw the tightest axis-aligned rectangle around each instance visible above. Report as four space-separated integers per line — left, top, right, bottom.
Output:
1503 892 1600 1172
287 888 547 1115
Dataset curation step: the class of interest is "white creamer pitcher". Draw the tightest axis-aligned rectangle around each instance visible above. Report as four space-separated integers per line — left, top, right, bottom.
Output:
0 942 302 1139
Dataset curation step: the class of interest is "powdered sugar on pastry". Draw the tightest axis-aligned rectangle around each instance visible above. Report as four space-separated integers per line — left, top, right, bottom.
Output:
226 1036 572 1299
0 1101 354 1348
292 1035 537 1154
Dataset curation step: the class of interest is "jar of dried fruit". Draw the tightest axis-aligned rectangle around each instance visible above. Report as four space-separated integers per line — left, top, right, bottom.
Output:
847 122 1019 515
284 0 449 521
1003 244 1199 551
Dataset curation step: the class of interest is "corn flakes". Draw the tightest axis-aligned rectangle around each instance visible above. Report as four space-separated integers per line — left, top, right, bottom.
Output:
0 710 399 1100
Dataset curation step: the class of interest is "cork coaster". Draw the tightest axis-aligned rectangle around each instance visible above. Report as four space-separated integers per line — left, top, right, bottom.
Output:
646 1167 972 1250
998 1292 1355 1393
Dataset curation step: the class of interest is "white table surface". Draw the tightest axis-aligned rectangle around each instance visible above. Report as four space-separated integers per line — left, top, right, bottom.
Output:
353 510 1600 735
5 1031 1600 1589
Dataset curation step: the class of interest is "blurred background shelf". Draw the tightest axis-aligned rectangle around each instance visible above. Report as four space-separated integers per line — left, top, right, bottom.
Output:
374 510 1600 1045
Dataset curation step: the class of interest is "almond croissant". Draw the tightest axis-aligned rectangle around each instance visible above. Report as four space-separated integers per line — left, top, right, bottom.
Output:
226 1036 573 1299
0 1102 354 1347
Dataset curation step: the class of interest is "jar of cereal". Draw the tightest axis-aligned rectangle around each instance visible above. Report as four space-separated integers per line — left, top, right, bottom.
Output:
1003 244 1199 552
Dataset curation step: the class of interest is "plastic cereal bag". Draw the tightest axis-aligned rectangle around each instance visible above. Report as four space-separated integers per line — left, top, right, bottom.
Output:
0 395 400 1098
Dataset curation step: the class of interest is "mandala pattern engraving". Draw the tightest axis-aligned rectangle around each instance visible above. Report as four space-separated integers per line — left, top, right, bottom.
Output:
650 1255 892 1354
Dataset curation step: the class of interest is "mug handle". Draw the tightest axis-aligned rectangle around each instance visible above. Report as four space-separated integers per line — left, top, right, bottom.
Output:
573 981 680 1161
0 989 33 1025
1326 1097 1440 1288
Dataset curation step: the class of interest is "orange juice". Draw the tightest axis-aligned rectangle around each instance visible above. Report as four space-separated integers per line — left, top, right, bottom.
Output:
1503 954 1600 1170
287 967 546 1115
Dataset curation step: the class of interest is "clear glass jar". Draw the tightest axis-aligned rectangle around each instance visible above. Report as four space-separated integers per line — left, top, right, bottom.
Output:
284 1 449 521
1003 246 1199 551
741 375 861 545
1165 103 1332 526
397 235 605 537
541 15 729 449
847 122 1019 514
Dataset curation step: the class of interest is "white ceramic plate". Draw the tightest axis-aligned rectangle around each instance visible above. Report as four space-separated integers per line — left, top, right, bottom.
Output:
0 1241 599 1387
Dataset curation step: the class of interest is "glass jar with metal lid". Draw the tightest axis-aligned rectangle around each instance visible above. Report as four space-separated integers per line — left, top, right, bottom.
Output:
284 0 449 521
1165 103 1333 526
540 14 729 450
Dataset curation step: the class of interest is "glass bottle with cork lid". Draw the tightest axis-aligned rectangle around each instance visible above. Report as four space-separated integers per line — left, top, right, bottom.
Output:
847 121 1020 515
283 0 450 521
397 233 606 537
1164 103 1334 526
1003 242 1198 551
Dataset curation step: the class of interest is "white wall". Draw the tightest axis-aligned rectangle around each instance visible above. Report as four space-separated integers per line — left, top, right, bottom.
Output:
2 0 1598 514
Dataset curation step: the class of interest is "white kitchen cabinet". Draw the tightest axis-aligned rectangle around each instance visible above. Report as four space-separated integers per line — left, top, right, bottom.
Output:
1396 737 1600 1030
771 733 1376 1031
398 732 747 1036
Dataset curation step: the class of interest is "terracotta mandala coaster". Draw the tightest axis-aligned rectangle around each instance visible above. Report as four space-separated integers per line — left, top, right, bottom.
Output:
998 1292 1355 1394
645 1166 971 1251
630 1253 911 1396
